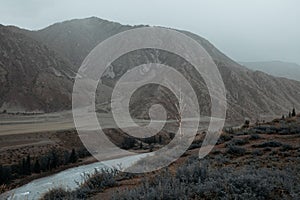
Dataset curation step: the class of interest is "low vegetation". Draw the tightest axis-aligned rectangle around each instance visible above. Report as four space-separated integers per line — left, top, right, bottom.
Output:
42 168 119 200
114 158 300 200
0 148 90 190
41 114 300 200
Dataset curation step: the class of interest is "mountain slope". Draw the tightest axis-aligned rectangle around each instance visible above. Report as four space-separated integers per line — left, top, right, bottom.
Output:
2 17 300 123
27 17 138 69
240 61 300 81
0 25 75 112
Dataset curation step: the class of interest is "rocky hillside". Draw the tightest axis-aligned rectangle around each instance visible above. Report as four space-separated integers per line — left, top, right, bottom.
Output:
0 25 75 112
1 17 300 123
27 17 137 69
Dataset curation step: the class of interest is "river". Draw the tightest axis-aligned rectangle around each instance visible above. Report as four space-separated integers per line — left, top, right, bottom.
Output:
0 154 147 200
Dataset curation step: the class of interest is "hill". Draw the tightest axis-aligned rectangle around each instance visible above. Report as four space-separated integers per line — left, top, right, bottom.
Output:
1 17 300 123
0 25 75 112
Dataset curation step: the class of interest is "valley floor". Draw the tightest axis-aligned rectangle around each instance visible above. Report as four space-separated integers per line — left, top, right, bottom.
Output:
40 115 300 200
1 113 300 199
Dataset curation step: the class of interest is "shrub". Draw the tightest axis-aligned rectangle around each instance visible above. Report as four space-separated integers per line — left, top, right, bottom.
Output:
188 143 201 150
249 134 261 140
231 138 249 146
217 134 233 144
280 144 293 151
0 184 9 194
252 150 263 156
121 137 136 150
226 146 246 156
80 168 117 193
263 147 272 152
176 160 208 184
42 188 76 200
42 168 118 200
114 158 300 200
252 141 282 148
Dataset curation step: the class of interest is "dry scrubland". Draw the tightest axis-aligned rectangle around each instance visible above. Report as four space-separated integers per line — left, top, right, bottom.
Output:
0 112 175 193
43 115 300 200
1 112 300 199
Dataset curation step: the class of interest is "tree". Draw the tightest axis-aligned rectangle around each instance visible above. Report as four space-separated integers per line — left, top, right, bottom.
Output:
47 157 51 171
149 144 154 152
34 160 41 173
159 135 162 144
69 149 78 163
0 165 11 184
63 151 70 165
282 115 285 120
25 155 31 175
140 142 143 149
21 158 26 175
0 165 3 184
153 136 157 144
19 155 31 175
50 150 59 169
243 119 250 128
292 108 296 117
121 137 135 150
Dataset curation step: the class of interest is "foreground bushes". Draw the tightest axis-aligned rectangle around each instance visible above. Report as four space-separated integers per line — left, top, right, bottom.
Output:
42 188 76 200
252 141 282 148
42 155 300 200
42 168 118 200
114 158 300 200
226 145 246 156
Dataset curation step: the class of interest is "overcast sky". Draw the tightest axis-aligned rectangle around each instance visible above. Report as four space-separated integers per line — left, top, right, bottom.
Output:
0 0 299 64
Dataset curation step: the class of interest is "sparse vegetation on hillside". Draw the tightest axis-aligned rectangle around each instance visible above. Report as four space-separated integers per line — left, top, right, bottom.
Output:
41 115 300 200
114 158 300 200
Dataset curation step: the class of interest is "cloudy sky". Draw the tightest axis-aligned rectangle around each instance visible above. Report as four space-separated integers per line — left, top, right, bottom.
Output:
0 0 299 64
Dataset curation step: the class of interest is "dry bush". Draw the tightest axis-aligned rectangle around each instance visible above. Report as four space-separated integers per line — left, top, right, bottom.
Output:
114 158 300 200
0 184 10 194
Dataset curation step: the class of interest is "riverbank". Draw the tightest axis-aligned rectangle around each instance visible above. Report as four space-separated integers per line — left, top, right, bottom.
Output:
1 153 148 200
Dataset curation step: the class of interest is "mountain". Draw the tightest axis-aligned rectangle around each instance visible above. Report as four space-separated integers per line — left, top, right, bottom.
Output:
26 17 138 69
0 25 75 112
240 61 300 81
1 17 300 123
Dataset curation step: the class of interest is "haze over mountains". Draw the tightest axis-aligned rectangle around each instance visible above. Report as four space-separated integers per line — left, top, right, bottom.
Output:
1 17 300 123
240 61 300 81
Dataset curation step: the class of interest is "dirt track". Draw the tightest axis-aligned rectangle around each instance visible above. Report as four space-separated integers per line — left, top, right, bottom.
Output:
0 111 74 136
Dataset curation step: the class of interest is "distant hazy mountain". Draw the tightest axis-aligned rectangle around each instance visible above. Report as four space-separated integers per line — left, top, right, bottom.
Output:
1 17 300 123
240 61 300 81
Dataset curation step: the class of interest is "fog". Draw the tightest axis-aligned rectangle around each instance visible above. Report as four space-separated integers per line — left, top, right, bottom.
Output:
0 0 299 64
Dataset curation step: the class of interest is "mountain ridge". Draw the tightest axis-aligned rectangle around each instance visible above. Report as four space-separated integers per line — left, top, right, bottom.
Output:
0 24 75 112
1 17 300 123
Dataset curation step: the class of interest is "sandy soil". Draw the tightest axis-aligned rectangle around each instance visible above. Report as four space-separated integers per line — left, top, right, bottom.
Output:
0 111 75 136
